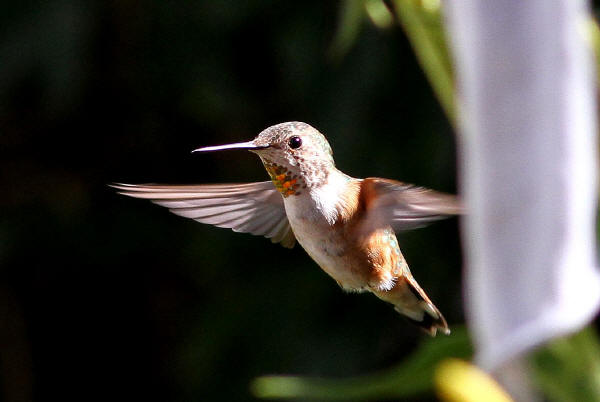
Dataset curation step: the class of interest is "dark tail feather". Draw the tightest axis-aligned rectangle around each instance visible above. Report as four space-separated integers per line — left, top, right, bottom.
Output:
403 309 449 336
401 278 450 337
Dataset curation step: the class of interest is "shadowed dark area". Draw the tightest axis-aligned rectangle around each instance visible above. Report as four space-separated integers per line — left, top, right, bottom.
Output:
0 1 462 401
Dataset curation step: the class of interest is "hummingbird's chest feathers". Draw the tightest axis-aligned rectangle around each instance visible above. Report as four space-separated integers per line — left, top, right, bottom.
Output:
285 172 359 225
284 176 372 290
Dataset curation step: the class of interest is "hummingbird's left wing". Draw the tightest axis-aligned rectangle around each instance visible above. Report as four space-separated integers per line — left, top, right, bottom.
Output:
111 182 296 248
360 178 463 233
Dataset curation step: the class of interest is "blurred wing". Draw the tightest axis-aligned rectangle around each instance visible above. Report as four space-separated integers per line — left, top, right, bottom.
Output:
360 177 463 233
111 181 296 248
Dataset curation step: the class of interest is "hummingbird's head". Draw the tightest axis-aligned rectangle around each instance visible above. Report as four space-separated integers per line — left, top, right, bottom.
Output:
252 122 336 195
194 122 336 196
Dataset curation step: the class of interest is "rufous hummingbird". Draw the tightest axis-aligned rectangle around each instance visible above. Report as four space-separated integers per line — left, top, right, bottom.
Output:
113 122 461 336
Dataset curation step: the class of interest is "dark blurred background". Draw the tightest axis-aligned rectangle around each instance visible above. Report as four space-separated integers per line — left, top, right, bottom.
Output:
0 1 461 401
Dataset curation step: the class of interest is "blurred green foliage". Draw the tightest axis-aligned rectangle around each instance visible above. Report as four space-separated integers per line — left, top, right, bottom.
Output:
251 327 472 400
393 0 455 125
531 326 600 402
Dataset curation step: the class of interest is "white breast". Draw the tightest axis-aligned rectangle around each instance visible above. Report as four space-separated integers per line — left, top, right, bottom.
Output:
283 172 365 290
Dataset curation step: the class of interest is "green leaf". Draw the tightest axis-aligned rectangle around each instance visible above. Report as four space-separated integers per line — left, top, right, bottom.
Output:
392 0 456 126
329 0 366 62
251 326 473 400
329 0 456 126
531 326 600 402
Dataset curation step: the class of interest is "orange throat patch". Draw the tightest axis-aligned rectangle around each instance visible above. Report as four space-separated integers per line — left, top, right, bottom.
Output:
262 160 302 197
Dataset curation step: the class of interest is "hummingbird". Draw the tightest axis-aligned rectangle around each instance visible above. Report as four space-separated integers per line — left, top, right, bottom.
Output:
113 122 461 336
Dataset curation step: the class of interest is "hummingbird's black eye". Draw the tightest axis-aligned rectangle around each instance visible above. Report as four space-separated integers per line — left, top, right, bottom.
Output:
288 136 302 149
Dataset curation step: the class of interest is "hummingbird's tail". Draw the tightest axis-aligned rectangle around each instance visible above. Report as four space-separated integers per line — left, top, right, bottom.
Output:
376 277 449 336
401 277 449 336
398 303 449 337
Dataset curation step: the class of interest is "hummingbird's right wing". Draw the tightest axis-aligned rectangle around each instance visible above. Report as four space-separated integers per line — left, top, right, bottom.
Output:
111 182 296 248
359 178 463 233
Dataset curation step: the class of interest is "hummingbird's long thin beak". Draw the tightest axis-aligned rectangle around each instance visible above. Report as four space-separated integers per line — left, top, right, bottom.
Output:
192 141 268 153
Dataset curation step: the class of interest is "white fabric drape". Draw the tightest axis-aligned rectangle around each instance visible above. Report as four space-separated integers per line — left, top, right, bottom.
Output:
443 0 600 370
